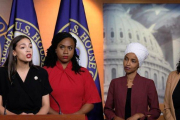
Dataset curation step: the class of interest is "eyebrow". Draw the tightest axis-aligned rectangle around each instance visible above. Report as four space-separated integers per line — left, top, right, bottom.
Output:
59 44 73 47
125 56 136 60
19 43 32 46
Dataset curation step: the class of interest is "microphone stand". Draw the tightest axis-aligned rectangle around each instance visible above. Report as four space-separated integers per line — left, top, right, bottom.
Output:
4 100 7 115
49 94 62 114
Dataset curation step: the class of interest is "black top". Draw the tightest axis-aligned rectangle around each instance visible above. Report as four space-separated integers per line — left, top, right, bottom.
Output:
125 88 131 120
0 66 52 114
173 79 180 120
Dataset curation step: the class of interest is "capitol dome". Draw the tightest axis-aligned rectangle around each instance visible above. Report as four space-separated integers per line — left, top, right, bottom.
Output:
103 4 172 103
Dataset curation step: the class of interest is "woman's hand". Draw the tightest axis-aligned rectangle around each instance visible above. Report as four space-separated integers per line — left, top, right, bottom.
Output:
20 112 28 115
20 112 34 115
27 113 34 115
73 103 94 114
48 107 59 114
36 94 50 115
127 113 144 120
113 116 125 120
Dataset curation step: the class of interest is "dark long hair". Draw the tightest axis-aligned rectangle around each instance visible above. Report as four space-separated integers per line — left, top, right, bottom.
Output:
44 32 82 74
177 61 180 74
4 35 33 81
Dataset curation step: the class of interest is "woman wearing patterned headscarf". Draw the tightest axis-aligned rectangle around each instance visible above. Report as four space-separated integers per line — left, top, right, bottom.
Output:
104 42 161 120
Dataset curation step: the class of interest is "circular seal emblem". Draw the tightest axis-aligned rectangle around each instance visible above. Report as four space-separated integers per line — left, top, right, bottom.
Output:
58 19 98 81
1 18 45 66
0 16 8 65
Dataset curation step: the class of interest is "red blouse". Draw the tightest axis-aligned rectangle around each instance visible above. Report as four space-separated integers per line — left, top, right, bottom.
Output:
44 61 101 116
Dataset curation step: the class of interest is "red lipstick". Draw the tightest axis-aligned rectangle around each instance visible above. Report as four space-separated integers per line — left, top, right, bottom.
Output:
63 56 68 59
26 54 31 58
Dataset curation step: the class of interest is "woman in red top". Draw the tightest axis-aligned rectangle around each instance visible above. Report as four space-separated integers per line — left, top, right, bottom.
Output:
43 32 101 119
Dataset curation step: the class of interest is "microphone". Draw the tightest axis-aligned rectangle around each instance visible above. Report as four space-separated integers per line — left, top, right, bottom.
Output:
37 76 62 114
4 100 7 115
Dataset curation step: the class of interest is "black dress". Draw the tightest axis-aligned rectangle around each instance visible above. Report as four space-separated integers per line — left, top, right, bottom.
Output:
173 80 180 120
125 88 131 119
124 88 146 120
0 66 52 114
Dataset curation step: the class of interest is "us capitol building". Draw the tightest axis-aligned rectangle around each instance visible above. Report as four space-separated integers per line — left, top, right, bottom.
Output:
103 5 173 103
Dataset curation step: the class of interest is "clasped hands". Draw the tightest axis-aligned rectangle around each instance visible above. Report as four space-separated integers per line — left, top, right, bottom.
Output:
20 112 34 115
114 113 144 120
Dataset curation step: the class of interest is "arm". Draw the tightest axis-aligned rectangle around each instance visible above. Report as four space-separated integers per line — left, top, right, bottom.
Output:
104 80 121 120
146 80 161 119
48 103 94 115
113 116 125 120
126 113 144 120
79 69 101 115
0 95 16 115
0 68 15 115
36 94 50 115
163 72 175 120
73 103 94 114
48 107 59 114
37 68 52 115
